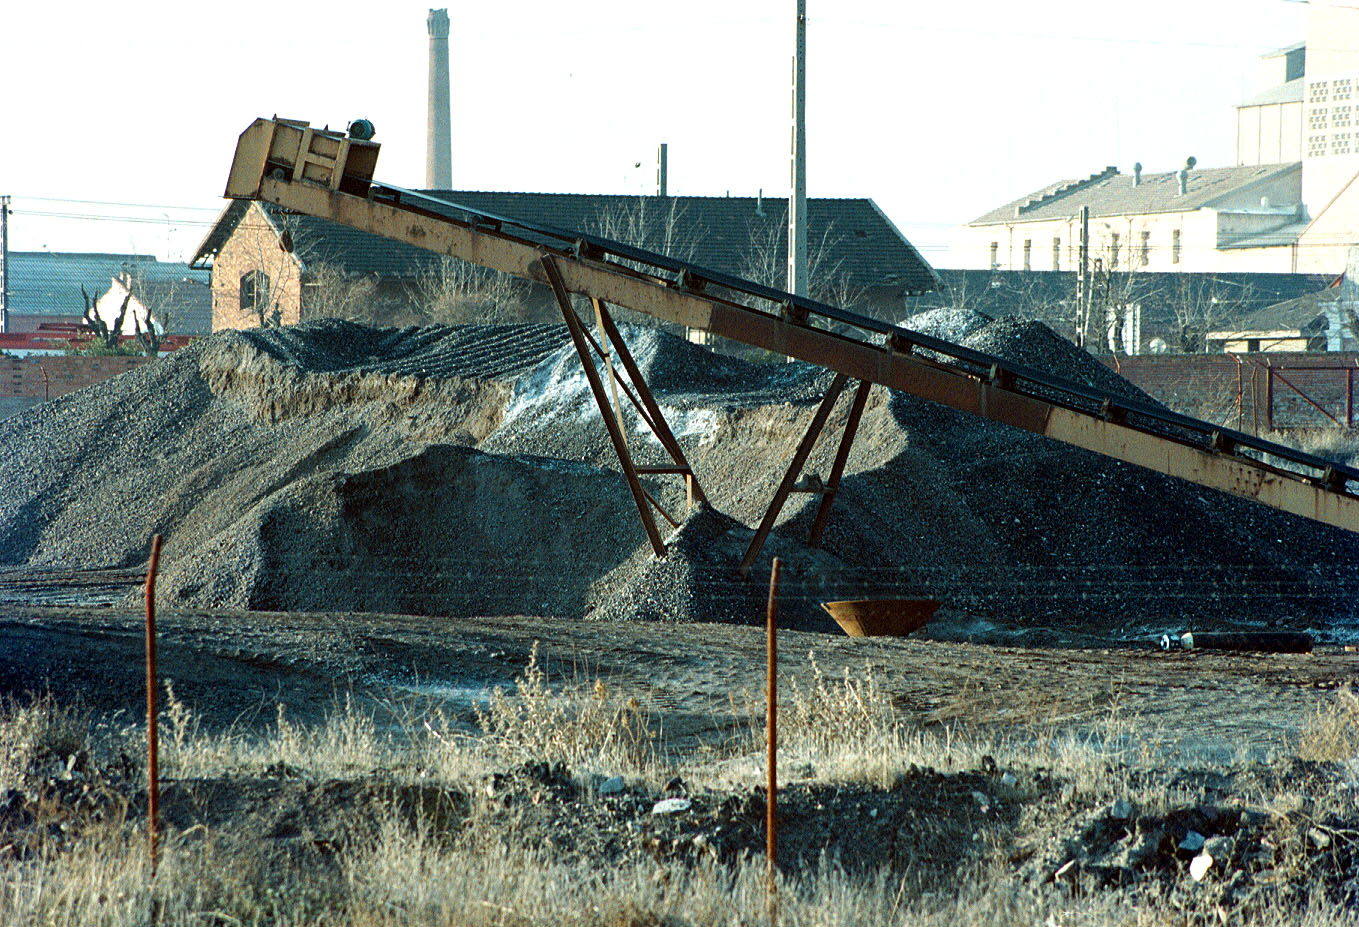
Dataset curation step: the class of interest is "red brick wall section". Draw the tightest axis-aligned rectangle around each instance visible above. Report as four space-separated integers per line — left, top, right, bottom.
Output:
1102 353 1359 431
0 355 152 401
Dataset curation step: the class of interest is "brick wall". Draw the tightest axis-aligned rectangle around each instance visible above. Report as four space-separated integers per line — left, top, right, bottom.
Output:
1102 352 1359 431
0 355 152 400
210 201 304 331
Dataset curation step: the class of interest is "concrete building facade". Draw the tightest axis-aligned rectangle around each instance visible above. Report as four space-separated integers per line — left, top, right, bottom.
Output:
962 1 1359 278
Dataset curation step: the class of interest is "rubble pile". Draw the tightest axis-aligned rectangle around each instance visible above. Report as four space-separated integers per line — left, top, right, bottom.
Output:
0 313 1355 636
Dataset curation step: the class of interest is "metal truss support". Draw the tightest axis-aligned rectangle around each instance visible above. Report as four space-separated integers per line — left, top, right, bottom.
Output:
541 255 707 557
738 373 851 577
808 378 872 546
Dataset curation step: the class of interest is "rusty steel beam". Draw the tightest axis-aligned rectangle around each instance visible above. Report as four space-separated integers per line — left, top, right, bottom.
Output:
739 374 850 577
808 378 872 547
226 128 1359 537
541 256 666 557
593 299 709 508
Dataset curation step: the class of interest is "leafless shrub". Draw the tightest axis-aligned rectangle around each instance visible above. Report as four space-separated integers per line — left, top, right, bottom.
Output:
302 261 381 322
474 643 658 774
407 257 533 325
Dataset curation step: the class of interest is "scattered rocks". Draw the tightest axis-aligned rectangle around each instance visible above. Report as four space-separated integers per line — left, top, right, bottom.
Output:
651 798 692 815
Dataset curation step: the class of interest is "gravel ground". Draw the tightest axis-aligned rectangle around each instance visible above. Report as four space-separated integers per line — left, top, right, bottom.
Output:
0 314 1355 638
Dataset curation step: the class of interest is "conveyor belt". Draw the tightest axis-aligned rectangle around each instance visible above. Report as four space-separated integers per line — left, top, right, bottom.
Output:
215 118 1359 538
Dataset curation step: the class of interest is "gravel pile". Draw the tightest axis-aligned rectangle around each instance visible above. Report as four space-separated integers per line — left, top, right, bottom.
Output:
588 505 846 631
0 314 1355 635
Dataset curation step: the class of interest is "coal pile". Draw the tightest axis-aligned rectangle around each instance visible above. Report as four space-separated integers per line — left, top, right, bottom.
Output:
0 314 1355 637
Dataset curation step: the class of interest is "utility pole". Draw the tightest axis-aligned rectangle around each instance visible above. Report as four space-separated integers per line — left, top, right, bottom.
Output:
1074 205 1089 348
0 196 9 335
657 143 668 197
787 0 808 298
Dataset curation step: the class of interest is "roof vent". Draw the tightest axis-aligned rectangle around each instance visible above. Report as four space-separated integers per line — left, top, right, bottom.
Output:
1133 162 1143 186
1014 165 1120 217
1175 156 1197 196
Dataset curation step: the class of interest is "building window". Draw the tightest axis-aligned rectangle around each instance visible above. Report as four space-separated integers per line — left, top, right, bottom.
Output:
1337 78 1353 101
1109 232 1120 269
989 241 999 270
1310 80 1330 103
1310 134 1329 157
1334 132 1352 156
1139 230 1151 267
1337 107 1353 129
1052 237 1061 270
239 270 271 314
1022 239 1032 271
1310 107 1329 131
1171 229 1181 265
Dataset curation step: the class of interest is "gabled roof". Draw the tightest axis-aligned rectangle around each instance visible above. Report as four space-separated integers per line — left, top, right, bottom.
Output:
1240 78 1305 108
971 163 1300 226
132 276 213 335
4 251 208 318
194 191 938 294
1226 285 1351 333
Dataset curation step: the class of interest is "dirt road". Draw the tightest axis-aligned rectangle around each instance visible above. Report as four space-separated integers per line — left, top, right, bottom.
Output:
2 599 1354 762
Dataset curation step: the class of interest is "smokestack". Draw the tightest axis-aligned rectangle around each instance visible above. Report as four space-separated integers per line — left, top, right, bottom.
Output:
426 9 452 189
657 143 668 196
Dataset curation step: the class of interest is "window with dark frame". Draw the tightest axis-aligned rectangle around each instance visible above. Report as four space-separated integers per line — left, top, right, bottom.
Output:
239 270 272 314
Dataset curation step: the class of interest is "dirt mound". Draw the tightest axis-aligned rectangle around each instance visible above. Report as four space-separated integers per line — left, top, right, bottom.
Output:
0 315 1356 636
589 505 846 631
162 444 646 617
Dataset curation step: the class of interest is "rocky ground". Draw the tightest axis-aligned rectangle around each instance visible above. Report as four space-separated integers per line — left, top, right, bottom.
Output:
4 601 1359 924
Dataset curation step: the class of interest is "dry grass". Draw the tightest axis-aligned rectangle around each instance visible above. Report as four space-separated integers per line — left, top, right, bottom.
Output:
475 643 660 776
1298 686 1359 762
4 660 1359 925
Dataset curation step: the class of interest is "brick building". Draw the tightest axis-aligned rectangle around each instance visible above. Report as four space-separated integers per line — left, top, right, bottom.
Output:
191 192 938 331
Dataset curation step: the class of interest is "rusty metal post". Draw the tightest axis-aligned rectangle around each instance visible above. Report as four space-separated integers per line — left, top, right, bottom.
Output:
765 556 781 915
1265 362 1275 431
1348 367 1354 429
145 534 163 874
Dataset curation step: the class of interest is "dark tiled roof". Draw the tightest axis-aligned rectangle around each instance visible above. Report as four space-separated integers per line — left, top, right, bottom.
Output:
1228 286 1348 332
4 252 206 318
197 192 938 293
135 276 213 335
972 163 1300 225
914 269 1333 331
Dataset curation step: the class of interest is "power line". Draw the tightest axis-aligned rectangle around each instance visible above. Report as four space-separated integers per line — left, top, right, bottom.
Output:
12 194 223 213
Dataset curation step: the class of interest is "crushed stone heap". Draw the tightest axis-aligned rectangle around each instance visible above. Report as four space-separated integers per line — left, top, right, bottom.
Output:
0 315 1355 638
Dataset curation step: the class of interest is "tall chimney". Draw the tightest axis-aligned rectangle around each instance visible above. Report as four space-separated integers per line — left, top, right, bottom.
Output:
657 143 668 196
426 9 452 189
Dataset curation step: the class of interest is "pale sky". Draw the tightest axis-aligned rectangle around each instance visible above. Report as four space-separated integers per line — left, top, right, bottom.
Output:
0 0 1307 265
